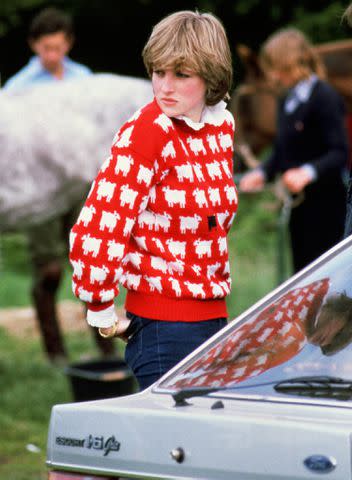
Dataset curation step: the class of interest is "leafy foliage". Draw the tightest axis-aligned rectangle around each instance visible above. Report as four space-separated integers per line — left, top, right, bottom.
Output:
1 0 351 81
0 0 46 36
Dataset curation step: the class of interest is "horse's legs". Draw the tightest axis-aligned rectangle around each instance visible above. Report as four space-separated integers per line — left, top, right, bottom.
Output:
32 260 67 363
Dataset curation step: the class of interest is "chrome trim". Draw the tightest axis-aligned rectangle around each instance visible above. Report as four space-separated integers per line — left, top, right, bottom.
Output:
46 460 194 480
195 390 352 409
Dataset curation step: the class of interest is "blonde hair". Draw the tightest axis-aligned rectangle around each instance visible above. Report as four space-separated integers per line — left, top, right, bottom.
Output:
142 10 233 105
343 3 352 26
260 28 326 80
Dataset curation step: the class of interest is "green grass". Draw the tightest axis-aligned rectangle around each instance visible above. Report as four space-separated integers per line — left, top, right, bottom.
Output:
0 190 292 478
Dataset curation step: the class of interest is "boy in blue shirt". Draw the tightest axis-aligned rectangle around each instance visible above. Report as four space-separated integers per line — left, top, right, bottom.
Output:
4 7 91 91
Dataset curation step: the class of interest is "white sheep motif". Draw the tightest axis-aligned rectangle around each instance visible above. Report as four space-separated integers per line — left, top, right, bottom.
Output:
107 240 125 261
82 234 102 257
114 154 134 177
114 125 134 148
187 136 206 156
99 210 120 232
193 163 205 181
119 184 138 209
126 273 142 290
206 161 222 181
123 217 135 236
218 132 233 151
151 256 169 274
90 265 109 284
122 252 143 269
193 239 213 258
179 214 202 234
161 141 176 159
210 282 224 297
71 259 85 279
144 275 163 293
167 258 185 275
77 205 96 227
137 164 154 186
184 281 206 298
155 212 172 232
78 286 93 303
154 114 173 133
175 163 194 182
191 264 202 276
207 262 221 278
192 188 208 208
166 238 186 258
206 134 220 153
97 179 116 202
151 237 165 252
169 277 181 297
218 237 228 256
208 187 221 207
99 289 115 302
224 185 238 204
162 186 186 208
221 159 232 178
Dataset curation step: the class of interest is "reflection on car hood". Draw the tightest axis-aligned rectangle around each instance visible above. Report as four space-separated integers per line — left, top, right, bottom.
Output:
155 238 352 398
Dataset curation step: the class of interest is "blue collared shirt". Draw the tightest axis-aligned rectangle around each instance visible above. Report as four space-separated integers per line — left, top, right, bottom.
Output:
3 56 92 92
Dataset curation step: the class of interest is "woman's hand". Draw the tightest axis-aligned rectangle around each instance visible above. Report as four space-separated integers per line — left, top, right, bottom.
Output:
282 167 312 194
239 169 265 192
307 310 347 347
99 313 131 342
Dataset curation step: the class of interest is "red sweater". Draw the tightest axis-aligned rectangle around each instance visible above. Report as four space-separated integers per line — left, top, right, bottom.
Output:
69 98 238 321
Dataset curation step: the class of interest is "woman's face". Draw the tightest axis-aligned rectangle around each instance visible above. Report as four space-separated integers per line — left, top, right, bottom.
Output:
152 67 207 122
30 31 72 73
267 66 301 90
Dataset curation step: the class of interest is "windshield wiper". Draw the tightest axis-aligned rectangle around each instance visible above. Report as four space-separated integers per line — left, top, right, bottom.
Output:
172 386 221 406
274 375 352 400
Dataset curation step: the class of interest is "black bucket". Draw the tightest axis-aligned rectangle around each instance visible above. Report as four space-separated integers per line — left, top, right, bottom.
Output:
65 358 136 402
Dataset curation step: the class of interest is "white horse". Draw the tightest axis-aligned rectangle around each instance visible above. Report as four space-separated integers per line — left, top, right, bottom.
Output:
0 73 153 231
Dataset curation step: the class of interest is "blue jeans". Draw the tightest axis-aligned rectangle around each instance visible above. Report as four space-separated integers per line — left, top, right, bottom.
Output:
124 312 227 391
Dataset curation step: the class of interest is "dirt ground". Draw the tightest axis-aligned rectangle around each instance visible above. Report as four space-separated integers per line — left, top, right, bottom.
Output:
0 301 90 338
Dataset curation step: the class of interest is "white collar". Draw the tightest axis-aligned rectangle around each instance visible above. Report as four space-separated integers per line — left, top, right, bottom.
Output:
284 74 318 113
176 100 228 131
293 74 318 102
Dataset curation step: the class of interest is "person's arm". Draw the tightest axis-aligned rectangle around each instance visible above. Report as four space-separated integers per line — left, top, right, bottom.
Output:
308 85 348 177
2 59 40 92
69 121 162 327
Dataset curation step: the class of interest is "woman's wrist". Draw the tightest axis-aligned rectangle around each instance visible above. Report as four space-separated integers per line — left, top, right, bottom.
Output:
98 320 120 338
86 304 117 328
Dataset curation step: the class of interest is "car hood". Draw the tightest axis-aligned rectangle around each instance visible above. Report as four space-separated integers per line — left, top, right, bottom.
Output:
47 389 352 480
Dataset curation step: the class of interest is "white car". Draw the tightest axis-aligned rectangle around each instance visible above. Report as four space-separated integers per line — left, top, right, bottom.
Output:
47 235 352 479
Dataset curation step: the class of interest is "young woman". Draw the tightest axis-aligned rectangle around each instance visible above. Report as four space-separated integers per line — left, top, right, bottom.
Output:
240 28 348 273
69 10 237 390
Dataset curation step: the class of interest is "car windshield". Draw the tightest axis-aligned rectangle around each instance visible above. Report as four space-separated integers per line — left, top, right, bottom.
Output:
156 237 352 401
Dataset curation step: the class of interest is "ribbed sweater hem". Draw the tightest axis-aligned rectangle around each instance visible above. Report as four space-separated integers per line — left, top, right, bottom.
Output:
125 290 228 321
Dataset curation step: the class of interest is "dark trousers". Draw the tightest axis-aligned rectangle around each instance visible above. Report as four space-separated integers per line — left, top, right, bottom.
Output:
289 178 346 272
124 312 227 391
